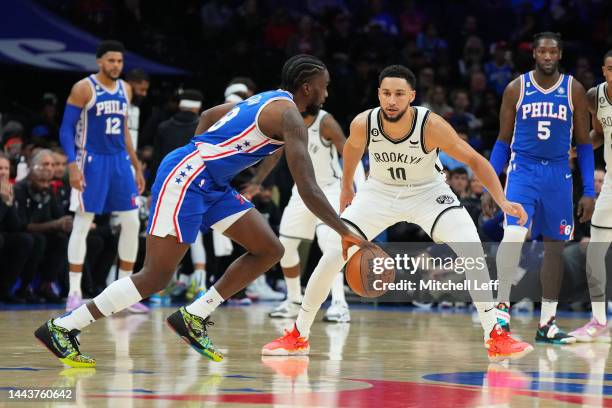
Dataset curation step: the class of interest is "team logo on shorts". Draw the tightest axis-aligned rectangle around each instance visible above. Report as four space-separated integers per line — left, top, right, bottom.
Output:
436 195 455 204
559 219 572 236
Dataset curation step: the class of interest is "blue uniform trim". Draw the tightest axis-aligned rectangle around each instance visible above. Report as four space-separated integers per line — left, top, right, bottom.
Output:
59 103 81 163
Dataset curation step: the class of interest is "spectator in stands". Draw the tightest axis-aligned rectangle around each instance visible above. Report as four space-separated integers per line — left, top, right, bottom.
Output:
416 22 447 63
448 167 470 200
13 149 71 303
125 68 150 149
149 89 203 189
423 85 453 117
30 93 60 143
0 153 34 303
448 89 482 141
484 41 513 96
458 35 485 80
286 15 326 57
50 150 69 213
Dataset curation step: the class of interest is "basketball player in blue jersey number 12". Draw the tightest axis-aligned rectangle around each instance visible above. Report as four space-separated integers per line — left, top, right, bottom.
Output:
484 32 595 345
57 41 148 314
35 54 370 367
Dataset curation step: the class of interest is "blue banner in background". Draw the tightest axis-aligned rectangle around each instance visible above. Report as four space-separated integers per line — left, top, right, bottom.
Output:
0 0 187 75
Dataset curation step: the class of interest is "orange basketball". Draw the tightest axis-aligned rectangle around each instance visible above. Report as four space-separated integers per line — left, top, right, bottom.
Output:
345 245 396 298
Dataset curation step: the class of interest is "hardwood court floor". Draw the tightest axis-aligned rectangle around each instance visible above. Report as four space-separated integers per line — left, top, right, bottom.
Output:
0 304 610 407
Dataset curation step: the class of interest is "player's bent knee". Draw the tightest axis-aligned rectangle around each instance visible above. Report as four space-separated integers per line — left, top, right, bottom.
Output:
432 209 479 243
279 236 301 268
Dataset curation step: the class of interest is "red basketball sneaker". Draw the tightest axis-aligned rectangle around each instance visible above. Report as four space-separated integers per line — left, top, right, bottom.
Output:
486 324 534 362
261 324 310 356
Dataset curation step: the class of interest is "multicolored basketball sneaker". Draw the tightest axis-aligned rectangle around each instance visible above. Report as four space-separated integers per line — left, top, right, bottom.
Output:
568 318 610 343
261 324 310 356
166 307 223 362
486 324 534 362
535 317 576 344
34 320 96 368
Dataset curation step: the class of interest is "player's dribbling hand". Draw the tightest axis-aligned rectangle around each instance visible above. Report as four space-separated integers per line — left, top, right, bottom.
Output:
577 195 595 223
68 163 85 191
340 232 374 261
339 186 355 214
499 200 528 226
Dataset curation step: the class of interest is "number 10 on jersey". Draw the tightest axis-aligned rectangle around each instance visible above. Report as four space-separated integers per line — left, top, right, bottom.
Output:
387 167 407 181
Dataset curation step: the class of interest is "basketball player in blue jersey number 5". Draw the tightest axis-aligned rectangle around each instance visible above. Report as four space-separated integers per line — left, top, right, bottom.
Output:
57 41 148 314
484 32 595 345
35 54 370 367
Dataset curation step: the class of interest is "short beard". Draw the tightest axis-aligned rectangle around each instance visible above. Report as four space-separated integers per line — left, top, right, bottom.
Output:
303 103 321 117
103 69 119 81
536 62 558 76
381 107 408 123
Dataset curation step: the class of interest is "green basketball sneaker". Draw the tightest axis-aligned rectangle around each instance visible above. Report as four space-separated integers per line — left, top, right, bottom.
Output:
535 317 576 344
34 320 96 368
166 307 223 362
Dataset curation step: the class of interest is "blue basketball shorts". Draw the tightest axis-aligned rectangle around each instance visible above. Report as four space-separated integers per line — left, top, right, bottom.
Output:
147 143 253 244
504 158 574 240
70 150 138 214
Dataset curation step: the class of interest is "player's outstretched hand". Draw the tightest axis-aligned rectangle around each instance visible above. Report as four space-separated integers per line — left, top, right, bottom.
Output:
577 195 595 223
135 170 146 195
68 163 85 191
339 186 355 214
499 201 528 226
341 232 374 261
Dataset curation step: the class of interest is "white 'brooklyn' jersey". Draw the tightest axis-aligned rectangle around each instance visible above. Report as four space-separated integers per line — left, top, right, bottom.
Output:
307 109 342 186
366 106 444 186
596 82 612 187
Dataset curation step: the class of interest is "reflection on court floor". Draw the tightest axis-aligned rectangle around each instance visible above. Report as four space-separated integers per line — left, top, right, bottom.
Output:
0 305 610 407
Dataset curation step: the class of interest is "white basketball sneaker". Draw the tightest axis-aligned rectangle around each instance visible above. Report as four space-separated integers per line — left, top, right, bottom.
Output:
269 299 301 318
323 300 351 323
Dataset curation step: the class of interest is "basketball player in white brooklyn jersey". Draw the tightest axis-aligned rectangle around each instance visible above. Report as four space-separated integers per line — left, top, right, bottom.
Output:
569 50 612 342
262 65 534 361
269 108 365 322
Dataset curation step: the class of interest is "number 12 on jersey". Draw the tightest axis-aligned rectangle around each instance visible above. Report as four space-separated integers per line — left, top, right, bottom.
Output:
387 167 407 181
105 117 121 135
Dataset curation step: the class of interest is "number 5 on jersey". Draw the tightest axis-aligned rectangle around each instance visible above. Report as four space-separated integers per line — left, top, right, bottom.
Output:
537 120 551 140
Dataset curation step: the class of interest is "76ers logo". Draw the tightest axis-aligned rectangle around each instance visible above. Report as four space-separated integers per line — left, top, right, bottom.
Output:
559 220 572 236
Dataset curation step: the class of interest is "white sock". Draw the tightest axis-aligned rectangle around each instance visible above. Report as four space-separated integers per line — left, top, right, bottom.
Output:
474 302 497 340
592 302 607 325
185 286 224 319
331 272 346 304
69 272 82 296
118 268 131 280
193 269 207 288
286 276 302 303
54 304 95 331
540 299 558 326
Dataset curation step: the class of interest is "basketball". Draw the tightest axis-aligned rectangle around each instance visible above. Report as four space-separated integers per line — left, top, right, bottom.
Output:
345 245 396 298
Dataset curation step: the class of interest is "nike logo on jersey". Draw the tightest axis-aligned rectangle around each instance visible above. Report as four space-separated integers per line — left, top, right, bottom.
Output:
526 90 538 96
371 138 383 143
96 91 105 96
409 140 419 145
565 173 572 179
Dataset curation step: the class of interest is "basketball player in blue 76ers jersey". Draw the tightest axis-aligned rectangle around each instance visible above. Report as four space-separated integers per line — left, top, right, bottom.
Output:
35 54 369 367
484 32 595 345
56 41 148 314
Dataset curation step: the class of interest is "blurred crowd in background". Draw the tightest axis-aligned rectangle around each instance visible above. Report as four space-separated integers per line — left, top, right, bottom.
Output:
0 0 610 309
